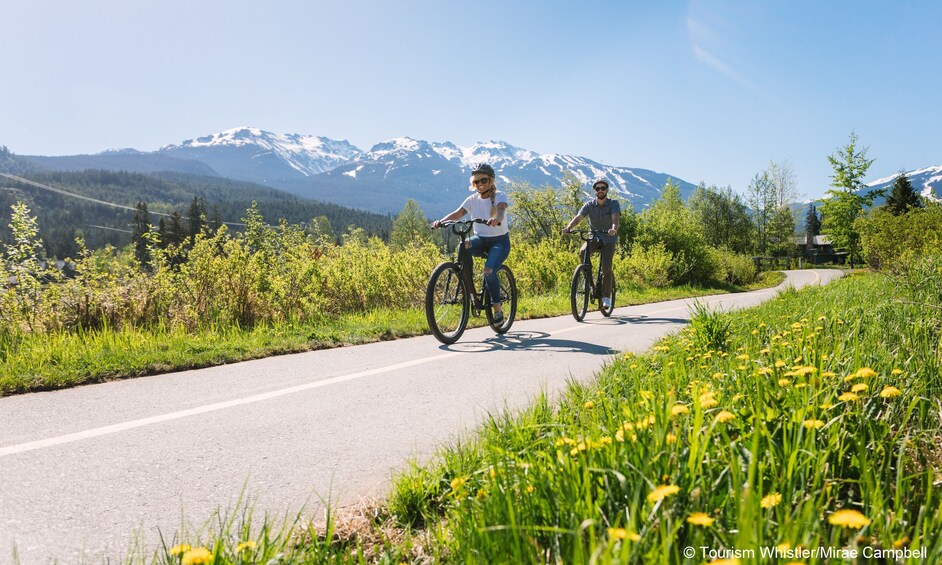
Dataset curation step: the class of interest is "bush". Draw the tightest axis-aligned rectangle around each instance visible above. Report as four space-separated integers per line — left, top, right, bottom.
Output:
857 203 942 271
619 243 673 288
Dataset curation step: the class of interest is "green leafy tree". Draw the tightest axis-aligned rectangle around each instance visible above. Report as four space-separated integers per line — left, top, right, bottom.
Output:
2 202 56 331
688 183 752 253
747 161 799 255
637 180 713 284
389 199 432 250
820 132 876 265
884 172 923 215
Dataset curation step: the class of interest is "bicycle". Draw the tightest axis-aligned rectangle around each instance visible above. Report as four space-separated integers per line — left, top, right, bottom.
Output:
569 230 617 321
426 219 517 344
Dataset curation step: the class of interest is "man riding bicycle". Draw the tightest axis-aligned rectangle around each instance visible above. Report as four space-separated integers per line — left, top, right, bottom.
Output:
561 177 620 309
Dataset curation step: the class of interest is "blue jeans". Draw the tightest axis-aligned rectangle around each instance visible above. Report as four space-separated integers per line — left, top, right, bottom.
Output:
459 233 511 305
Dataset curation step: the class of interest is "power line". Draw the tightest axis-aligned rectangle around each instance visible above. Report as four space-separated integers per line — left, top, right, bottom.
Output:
0 172 246 227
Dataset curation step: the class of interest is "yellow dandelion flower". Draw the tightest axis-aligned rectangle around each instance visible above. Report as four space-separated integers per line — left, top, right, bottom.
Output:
665 433 677 444
671 404 689 416
584 400 594 409
731 393 743 402
854 367 877 378
775 360 786 368
630 363 638 369
843 374 857 382
851 383 868 393
759 322 767 328
821 371 836 377
891 368 903 375
791 322 803 330
820 402 834 410
761 492 782 509
794 356 803 363
827 509 871 529
489 467 497 479
181 547 213 565
450 477 467 491
802 419 825 429
615 429 625 442
608 527 628 540
778 379 792 387
893 535 910 549
701 397 719 409
647 484 680 502
751 329 759 335
736 354 750 361
236 541 257 553
715 410 736 423
880 386 902 398
838 392 859 402
796 366 816 376
526 484 536 494
628 531 641 541
687 512 714 526
760 348 771 355
170 545 192 556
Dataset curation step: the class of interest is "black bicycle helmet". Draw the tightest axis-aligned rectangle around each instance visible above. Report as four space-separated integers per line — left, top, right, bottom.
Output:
471 163 496 178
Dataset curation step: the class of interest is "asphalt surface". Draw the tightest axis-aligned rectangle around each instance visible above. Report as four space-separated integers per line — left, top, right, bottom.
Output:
0 269 842 563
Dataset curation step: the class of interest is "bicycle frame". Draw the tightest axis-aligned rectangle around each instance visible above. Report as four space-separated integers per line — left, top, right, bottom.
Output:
569 229 616 320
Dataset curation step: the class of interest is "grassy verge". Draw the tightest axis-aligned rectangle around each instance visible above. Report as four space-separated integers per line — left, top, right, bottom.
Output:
126 270 941 564
0 273 784 396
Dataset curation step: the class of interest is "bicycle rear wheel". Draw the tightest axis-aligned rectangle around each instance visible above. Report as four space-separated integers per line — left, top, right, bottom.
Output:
425 262 469 344
600 276 616 317
485 265 517 333
570 265 590 321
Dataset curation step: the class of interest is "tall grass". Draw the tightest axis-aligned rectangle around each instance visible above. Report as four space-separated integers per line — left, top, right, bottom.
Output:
380 272 941 563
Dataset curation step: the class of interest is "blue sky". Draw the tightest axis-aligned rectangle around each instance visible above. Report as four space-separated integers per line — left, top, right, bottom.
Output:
2 0 938 199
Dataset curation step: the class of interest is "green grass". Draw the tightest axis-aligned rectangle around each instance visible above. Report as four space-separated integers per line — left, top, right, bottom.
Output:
0 274 785 396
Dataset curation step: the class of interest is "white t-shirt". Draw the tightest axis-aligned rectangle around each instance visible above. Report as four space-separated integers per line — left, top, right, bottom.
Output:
460 190 510 237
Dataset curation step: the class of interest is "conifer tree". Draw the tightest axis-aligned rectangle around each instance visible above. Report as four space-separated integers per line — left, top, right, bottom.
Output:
131 202 152 268
884 172 922 215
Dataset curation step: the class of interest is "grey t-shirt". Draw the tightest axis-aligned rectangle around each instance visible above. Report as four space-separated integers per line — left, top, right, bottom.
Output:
578 198 620 244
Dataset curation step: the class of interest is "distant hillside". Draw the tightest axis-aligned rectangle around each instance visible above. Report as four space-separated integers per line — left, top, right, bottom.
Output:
0 169 392 258
21 149 219 177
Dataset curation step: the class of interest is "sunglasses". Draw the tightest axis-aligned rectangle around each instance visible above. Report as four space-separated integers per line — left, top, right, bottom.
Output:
594 185 609 191
472 177 491 186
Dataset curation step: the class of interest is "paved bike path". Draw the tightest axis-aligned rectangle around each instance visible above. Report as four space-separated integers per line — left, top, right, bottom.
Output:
0 269 841 563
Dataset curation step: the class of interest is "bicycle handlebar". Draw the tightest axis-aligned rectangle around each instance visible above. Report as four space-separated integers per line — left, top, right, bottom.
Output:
432 218 501 235
568 229 610 242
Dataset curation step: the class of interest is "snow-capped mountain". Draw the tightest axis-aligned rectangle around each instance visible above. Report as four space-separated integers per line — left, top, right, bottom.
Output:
159 127 363 189
866 166 942 203
312 137 697 215
10 127 699 216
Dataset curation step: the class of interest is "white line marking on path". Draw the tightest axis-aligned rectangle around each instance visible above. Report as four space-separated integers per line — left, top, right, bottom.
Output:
0 351 460 458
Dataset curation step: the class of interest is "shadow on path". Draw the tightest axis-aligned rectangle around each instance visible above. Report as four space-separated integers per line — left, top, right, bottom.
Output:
441 330 619 355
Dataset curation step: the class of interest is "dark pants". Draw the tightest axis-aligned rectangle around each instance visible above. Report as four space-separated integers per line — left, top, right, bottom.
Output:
580 240 615 297
458 233 511 305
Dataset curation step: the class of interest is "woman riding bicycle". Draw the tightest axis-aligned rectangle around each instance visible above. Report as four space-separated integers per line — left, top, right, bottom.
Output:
561 177 620 309
431 163 510 322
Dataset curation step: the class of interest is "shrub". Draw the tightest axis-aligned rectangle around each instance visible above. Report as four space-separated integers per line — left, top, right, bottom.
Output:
619 243 673 288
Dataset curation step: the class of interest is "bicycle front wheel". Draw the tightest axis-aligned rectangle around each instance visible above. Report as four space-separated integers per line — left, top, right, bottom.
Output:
570 265 590 321
425 262 470 344
485 265 517 334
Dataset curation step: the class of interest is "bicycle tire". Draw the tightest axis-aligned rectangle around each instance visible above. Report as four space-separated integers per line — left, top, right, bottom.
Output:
485 265 517 333
600 276 616 317
425 262 470 344
570 264 590 321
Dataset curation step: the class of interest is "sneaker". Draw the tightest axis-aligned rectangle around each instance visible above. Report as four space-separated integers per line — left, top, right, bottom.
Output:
492 309 504 324
602 297 613 309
